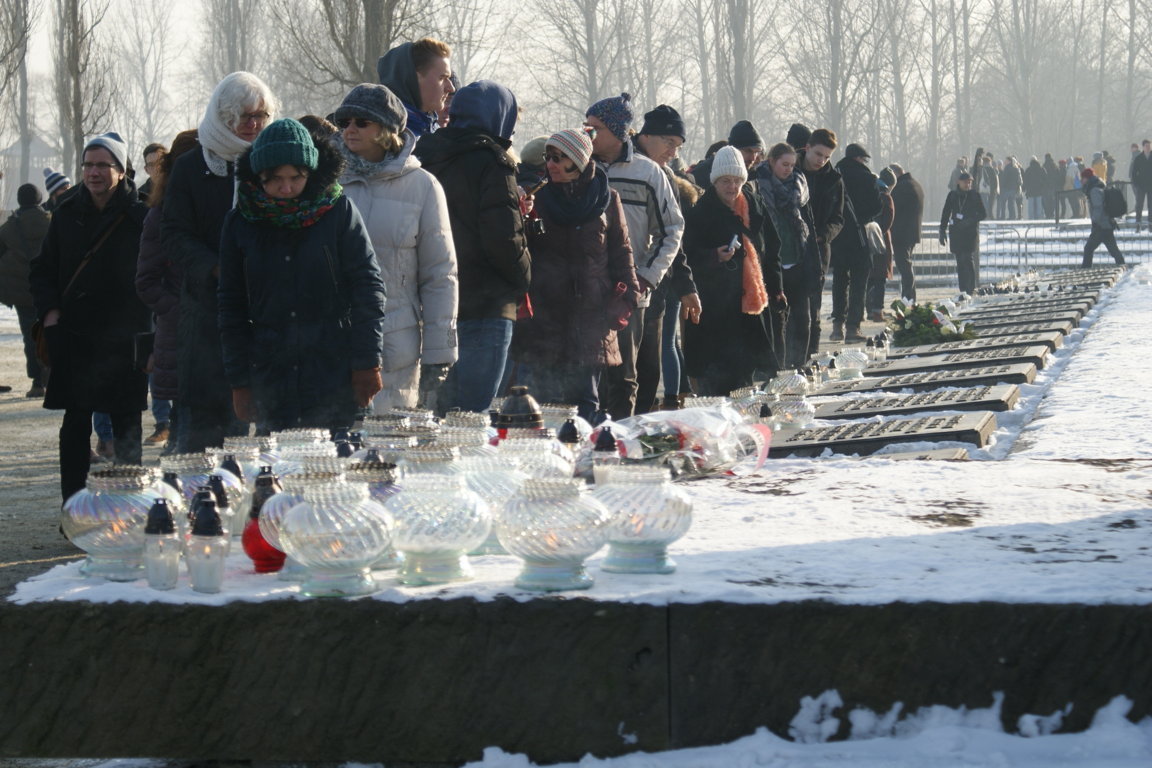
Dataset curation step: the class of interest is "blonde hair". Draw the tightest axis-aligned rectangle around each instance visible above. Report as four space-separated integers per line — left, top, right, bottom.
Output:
374 126 405 154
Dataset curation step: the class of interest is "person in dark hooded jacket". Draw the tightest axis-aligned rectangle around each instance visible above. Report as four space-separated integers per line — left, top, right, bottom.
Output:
217 118 386 432
829 143 880 342
376 37 456 138
414 79 532 413
0 184 51 397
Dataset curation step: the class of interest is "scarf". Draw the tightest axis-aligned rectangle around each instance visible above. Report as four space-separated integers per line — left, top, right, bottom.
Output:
236 180 343 229
534 165 612 228
761 169 810 267
199 110 253 177
731 192 769 315
338 139 400 179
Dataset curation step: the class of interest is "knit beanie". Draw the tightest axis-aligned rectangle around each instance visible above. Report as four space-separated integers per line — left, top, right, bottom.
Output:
249 118 318 174
639 105 686 141
520 135 549 168
547 128 594 172
786 122 811 150
334 83 406 134
727 120 763 150
710 145 748 184
585 92 634 143
84 132 129 171
43 167 71 196
17 183 42 207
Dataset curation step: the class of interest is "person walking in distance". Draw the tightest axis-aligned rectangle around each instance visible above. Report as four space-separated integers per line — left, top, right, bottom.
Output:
887 163 925 303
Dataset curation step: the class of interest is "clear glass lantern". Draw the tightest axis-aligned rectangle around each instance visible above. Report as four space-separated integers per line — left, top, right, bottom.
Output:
433 426 498 457
384 474 490 586
396 446 462 476
498 437 574 479
143 498 181 591
774 395 817 429
345 459 403 570
680 395 731 409
270 427 329 447
836 347 870 379
442 410 491 429
767 370 810 397
456 456 529 555
539 403 578 431
279 482 393 598
259 471 343 581
592 466 692 574
160 453 241 508
272 443 339 477
61 466 156 581
499 478 612 591
224 435 279 466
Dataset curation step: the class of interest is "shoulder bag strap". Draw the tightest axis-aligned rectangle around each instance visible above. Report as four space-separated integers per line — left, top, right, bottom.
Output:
60 212 127 300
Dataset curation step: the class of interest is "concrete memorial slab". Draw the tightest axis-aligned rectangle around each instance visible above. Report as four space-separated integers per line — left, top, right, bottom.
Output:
813 384 1020 419
767 412 998 457
964 312 1082 330
971 319 1076 337
811 363 1037 395
864 446 971 460
960 304 1088 322
863 345 1050 376
970 293 1097 310
887 332 1064 357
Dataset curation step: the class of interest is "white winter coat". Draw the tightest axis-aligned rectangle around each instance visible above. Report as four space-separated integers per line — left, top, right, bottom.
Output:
338 131 459 408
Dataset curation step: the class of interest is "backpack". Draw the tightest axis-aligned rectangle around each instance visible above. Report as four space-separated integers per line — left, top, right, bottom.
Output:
1104 186 1127 218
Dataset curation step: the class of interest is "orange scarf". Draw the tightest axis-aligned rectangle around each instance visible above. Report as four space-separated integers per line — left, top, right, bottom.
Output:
731 192 769 314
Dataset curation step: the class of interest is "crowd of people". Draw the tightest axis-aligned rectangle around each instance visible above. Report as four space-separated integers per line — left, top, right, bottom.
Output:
0 34 1134 502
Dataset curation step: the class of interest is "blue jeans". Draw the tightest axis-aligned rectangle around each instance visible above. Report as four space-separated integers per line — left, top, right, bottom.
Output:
440 318 513 413
150 374 171 426
93 412 114 442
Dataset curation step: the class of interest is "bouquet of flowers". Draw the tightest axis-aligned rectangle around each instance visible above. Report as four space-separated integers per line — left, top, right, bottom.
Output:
889 300 977 347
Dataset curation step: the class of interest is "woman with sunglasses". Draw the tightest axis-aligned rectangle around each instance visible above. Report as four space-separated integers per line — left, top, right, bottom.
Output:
333 83 458 413
509 128 639 420
218 118 386 432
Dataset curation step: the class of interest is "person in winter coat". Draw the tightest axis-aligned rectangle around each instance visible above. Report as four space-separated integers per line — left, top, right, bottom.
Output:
376 38 455 138
334 83 458 413
29 132 151 502
978 155 999 220
690 120 764 193
1042 153 1061 218
1080 168 1125 267
135 129 199 455
756 142 821 369
414 80 531 414
888 163 924 302
1023 157 1047 219
218 119 386 431
829 143 881 343
682 146 783 394
42 168 72 213
999 157 1023 219
511 128 640 420
0 184 51 397
162 71 278 452
939 171 987 295
795 129 844 358
1130 139 1152 231
866 174 896 322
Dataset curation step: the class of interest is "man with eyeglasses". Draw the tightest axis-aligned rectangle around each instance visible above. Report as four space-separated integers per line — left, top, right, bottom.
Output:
584 92 685 419
138 142 167 202
29 132 152 502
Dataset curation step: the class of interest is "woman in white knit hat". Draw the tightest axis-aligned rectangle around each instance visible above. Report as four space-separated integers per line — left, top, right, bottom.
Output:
681 145 784 394
508 127 640 420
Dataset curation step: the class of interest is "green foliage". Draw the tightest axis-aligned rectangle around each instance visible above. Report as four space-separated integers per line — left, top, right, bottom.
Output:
889 300 979 347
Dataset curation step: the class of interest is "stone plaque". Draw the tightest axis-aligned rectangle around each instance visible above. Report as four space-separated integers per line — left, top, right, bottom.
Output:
812 362 1036 395
972 320 1076 337
868 447 971 461
963 311 1082 330
768 412 998 457
960 304 1088 322
813 384 1019 419
972 293 1097 310
887 331 1064 357
863 345 1049 375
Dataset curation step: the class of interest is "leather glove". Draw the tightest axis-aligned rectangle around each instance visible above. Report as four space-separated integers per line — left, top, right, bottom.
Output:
231 387 255 423
351 368 383 407
418 363 451 393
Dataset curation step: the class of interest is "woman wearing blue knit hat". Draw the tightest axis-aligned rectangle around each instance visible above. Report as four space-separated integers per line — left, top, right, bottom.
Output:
217 118 386 431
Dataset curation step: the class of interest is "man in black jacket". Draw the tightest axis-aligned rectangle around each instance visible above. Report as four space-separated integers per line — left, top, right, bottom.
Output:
888 163 925 302
1131 139 1152 232
797 128 844 357
29 133 151 501
414 80 531 413
939 171 986 295
829 143 881 342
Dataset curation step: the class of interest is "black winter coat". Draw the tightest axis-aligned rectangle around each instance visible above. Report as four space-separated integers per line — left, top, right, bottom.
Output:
890 173 925 247
831 157 881 266
512 176 638 368
681 188 782 380
161 148 236 425
1023 161 1047 198
414 126 531 322
0 205 50 307
218 145 386 432
797 151 844 273
940 189 986 253
135 207 181 401
29 179 150 412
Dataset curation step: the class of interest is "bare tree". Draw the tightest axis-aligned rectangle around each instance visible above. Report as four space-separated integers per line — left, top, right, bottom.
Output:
113 0 182 152
1 0 39 185
431 0 506 86
53 0 114 176
529 0 624 114
201 0 262 86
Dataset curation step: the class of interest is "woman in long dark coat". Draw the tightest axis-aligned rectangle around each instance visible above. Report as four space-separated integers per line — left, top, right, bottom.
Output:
683 146 784 394
510 128 639 420
217 118 386 432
